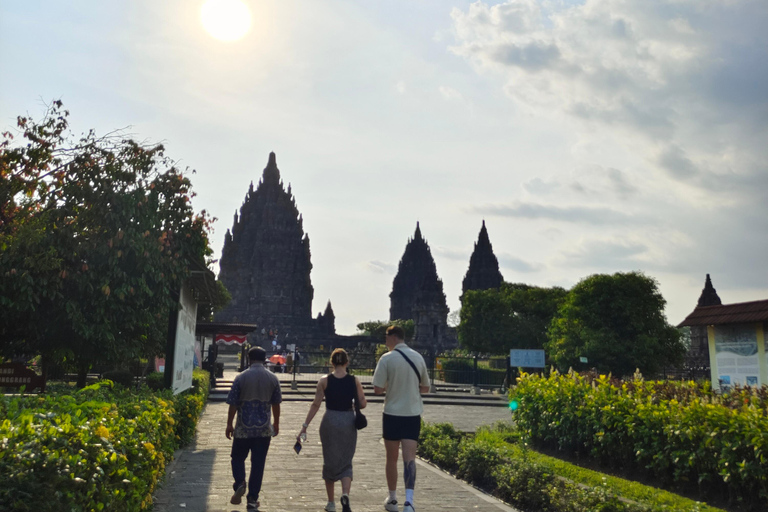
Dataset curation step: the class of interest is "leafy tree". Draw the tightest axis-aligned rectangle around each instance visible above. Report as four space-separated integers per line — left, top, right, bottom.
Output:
457 283 567 355
196 279 232 322
545 272 685 377
356 319 414 341
0 101 215 385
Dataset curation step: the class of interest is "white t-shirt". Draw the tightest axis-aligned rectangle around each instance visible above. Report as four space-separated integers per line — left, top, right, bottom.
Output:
372 343 431 416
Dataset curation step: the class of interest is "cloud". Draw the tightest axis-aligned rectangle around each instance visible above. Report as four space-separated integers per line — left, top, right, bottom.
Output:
450 0 768 198
367 260 396 274
561 238 649 269
438 85 463 100
395 80 406 94
433 246 469 261
524 166 637 198
472 201 649 226
498 253 542 273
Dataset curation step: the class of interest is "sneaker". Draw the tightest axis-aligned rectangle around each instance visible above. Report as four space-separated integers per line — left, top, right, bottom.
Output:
384 497 399 512
246 499 260 511
230 481 246 505
325 501 336 512
402 503 415 512
341 495 352 512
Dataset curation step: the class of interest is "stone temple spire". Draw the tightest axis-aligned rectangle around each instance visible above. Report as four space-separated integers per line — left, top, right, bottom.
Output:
461 220 503 301
697 274 722 307
390 224 448 347
216 152 315 331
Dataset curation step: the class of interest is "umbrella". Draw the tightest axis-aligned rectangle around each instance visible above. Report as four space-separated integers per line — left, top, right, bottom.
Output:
269 354 286 365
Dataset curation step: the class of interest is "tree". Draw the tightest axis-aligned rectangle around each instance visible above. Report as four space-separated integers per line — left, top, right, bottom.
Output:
545 272 685 377
458 283 567 354
355 319 414 341
0 101 215 385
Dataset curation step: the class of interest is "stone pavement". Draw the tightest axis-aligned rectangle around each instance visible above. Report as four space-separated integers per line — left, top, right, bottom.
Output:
153 400 518 512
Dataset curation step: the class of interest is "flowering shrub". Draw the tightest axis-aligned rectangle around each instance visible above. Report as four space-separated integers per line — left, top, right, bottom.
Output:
0 369 209 511
511 371 768 509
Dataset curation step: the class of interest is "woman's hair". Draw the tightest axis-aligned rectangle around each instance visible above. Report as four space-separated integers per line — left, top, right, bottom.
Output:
330 348 349 367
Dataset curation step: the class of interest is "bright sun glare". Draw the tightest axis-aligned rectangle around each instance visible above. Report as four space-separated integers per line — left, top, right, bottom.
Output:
200 0 252 42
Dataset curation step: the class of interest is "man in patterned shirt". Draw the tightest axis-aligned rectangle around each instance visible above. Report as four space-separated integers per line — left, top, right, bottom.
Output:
226 346 282 510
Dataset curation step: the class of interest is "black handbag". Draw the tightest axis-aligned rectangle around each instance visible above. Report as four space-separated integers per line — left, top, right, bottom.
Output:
354 380 367 430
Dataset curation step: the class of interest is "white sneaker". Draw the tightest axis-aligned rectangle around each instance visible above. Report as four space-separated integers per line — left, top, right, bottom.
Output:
402 503 415 512
325 501 336 512
384 497 399 512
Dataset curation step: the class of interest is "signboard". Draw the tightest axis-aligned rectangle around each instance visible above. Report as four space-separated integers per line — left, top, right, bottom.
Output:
0 363 45 392
579 357 588 363
510 349 546 368
714 324 759 390
172 283 198 394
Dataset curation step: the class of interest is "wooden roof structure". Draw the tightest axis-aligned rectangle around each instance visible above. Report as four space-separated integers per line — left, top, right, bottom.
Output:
678 299 768 327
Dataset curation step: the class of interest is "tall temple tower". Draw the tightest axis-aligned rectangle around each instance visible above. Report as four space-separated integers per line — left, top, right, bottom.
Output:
215 153 315 333
390 223 449 346
461 220 503 302
686 274 722 368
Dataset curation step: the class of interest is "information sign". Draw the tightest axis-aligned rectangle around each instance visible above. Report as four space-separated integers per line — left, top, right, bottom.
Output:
509 349 545 368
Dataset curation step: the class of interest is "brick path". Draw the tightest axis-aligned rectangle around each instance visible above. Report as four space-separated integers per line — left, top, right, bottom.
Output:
153 400 518 512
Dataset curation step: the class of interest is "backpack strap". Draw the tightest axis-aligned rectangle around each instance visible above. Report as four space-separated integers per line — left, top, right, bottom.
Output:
394 348 422 384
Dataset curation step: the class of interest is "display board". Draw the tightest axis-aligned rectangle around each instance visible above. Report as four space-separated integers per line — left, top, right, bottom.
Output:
172 283 198 394
714 323 759 390
510 349 546 368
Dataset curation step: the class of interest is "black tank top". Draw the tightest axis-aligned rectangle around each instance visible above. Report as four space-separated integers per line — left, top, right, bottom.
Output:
324 374 356 411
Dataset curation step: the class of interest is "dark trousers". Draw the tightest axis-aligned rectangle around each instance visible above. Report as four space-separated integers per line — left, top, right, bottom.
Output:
231 436 271 502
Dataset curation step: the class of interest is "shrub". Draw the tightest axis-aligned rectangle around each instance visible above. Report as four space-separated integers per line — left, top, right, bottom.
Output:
0 369 209 511
101 369 135 388
511 371 768 509
145 371 166 391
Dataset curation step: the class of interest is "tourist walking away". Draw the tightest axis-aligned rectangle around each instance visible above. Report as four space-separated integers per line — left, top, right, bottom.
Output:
298 348 367 512
373 326 431 512
226 346 282 511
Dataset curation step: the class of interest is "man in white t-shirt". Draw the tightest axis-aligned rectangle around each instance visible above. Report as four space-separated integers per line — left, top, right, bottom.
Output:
372 326 431 512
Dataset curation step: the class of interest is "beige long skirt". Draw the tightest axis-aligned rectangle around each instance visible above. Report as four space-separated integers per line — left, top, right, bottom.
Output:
319 409 357 481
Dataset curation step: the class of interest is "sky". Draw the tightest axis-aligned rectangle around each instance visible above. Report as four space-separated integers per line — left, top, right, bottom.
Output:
2 0 767 335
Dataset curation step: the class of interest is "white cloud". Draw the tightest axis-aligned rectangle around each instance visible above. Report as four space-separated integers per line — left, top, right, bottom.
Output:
367 260 396 275
395 80 406 94
439 85 463 100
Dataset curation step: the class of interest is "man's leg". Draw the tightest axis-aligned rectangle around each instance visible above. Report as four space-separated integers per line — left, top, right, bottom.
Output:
401 439 418 506
384 440 400 492
247 437 272 503
231 438 249 490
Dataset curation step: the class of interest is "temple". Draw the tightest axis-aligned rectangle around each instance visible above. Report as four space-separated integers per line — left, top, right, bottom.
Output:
389 223 449 347
215 153 331 340
461 220 503 301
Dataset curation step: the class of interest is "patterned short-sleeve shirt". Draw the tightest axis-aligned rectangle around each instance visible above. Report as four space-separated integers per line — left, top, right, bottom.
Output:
226 364 282 438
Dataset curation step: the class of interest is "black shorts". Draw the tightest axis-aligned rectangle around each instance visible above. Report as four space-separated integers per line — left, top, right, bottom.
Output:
382 413 421 441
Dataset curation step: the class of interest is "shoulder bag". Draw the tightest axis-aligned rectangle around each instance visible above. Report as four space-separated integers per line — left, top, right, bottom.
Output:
394 348 423 383
353 376 367 430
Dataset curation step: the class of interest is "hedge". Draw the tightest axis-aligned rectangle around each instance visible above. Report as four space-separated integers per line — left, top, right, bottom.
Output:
0 368 209 512
439 358 506 386
510 370 768 510
419 421 722 512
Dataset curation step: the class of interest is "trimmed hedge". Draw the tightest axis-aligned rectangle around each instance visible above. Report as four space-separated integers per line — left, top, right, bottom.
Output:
419 421 722 512
439 358 506 386
0 368 209 511
510 370 768 510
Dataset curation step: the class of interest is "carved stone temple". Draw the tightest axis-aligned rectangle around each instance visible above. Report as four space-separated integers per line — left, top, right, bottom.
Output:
389 223 450 348
215 153 345 345
461 220 503 301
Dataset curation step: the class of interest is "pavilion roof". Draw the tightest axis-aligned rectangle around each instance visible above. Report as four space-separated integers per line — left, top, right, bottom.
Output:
678 299 768 327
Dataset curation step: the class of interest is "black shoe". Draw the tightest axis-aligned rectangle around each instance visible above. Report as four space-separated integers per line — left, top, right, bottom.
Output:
341 495 352 512
230 481 246 504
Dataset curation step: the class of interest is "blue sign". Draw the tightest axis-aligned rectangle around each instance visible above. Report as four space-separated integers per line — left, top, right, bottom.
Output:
510 349 545 368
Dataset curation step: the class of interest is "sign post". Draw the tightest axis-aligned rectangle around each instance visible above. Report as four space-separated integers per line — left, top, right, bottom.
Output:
509 349 546 369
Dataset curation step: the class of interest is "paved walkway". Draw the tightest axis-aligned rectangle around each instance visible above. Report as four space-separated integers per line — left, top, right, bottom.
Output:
153 400 518 512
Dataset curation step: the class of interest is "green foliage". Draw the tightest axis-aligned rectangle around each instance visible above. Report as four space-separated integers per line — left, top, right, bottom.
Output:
0 369 209 511
0 101 215 376
546 272 684 377
100 369 134 388
196 279 232 322
438 358 506 386
355 319 414 341
511 371 768 509
458 282 567 354
419 421 723 512
145 371 166 391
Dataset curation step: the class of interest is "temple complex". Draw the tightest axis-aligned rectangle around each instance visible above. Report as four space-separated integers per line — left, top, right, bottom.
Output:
389 223 450 347
461 220 503 301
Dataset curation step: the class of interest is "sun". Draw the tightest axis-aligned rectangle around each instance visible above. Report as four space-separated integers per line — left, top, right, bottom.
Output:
200 0 252 42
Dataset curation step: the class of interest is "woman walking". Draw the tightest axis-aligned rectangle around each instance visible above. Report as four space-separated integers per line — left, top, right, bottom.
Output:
298 348 367 512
